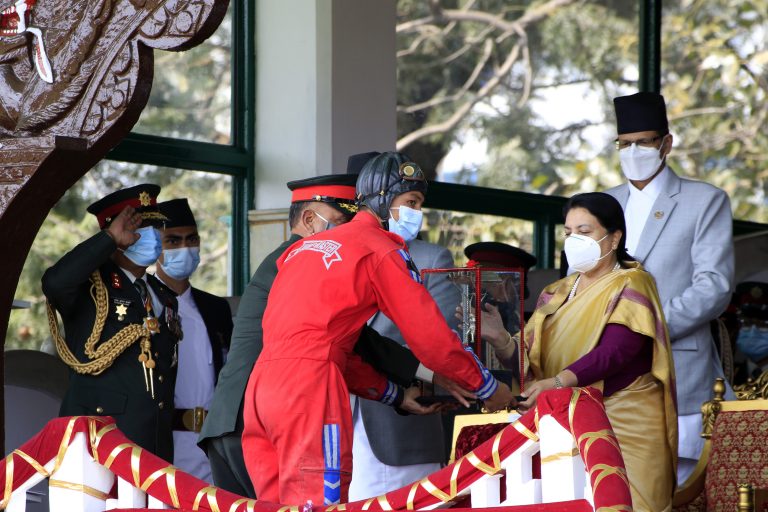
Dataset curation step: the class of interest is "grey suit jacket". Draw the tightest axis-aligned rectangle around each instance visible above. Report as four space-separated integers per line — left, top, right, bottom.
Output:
359 239 460 466
606 168 734 414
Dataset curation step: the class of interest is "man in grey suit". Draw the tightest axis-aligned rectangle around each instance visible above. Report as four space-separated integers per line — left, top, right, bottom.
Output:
605 92 734 483
348 181 462 500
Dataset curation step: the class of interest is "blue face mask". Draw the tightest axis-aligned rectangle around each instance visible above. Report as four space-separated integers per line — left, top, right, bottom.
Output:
736 324 768 363
388 205 423 242
122 227 162 267
160 247 201 280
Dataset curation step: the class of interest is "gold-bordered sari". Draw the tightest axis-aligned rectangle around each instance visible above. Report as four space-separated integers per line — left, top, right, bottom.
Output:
525 261 678 512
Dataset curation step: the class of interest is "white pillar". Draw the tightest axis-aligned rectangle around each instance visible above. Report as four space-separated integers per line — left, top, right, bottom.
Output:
538 415 588 504
254 0 397 212
47 433 115 512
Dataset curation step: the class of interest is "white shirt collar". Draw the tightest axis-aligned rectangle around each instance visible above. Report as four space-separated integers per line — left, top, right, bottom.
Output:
119 267 144 284
628 164 671 202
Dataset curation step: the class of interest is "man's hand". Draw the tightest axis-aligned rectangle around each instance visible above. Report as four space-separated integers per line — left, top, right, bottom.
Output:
433 372 476 407
106 206 142 250
455 303 511 348
481 381 517 412
398 386 443 415
479 302 510 348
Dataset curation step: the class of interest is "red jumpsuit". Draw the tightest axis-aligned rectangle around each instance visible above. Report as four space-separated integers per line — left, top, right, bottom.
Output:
242 212 497 506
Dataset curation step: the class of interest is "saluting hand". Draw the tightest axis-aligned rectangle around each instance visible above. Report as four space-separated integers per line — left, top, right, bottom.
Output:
106 206 142 250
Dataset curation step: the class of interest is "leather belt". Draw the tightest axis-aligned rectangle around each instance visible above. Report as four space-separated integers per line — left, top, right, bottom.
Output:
173 407 207 433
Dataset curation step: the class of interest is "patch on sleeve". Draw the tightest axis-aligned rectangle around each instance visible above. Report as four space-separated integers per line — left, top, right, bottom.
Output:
284 240 343 270
322 423 341 505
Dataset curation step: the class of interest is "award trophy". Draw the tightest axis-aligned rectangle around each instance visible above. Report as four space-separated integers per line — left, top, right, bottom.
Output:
422 265 526 390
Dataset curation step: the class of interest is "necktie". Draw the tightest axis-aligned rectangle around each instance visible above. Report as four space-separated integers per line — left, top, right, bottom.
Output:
134 279 152 313
134 279 158 332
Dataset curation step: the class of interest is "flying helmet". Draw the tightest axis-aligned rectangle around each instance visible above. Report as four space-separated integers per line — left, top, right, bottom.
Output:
355 151 428 220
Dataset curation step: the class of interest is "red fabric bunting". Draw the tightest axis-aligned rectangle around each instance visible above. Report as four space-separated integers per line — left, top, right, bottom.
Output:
0 388 630 511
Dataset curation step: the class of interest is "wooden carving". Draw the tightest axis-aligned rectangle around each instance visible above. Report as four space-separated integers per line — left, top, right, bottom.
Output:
0 0 229 432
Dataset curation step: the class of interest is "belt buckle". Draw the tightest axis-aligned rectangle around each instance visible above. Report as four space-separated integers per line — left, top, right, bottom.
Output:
182 407 207 433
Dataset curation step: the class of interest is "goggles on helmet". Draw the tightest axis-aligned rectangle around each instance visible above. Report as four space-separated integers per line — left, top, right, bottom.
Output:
399 162 426 182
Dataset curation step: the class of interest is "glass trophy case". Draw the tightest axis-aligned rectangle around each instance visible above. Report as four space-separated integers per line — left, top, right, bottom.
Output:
422 266 526 390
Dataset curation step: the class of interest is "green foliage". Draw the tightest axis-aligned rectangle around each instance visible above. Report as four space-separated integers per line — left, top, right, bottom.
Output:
133 10 232 144
396 0 768 254
423 209 534 266
7 164 231 352
7 7 234 352
659 0 768 222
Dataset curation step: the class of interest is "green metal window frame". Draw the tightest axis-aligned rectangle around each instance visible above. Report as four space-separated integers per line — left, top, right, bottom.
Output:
107 0 255 295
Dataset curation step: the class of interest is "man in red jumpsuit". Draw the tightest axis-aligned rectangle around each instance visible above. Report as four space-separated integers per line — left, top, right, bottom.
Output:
243 152 515 506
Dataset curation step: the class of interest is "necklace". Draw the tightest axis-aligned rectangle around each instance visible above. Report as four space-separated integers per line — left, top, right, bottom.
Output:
568 262 621 302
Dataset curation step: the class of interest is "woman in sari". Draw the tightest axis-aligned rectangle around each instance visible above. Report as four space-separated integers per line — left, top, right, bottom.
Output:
481 192 677 511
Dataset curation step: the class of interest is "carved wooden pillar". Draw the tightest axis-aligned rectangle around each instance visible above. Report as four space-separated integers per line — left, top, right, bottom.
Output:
0 0 229 449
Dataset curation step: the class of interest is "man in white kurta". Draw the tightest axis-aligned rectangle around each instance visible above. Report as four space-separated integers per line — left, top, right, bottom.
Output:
155 198 232 481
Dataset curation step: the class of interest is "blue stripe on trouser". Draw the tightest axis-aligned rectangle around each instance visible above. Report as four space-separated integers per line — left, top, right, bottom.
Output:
323 423 341 505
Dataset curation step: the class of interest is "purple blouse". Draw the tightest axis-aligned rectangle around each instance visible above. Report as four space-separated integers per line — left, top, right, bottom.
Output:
565 323 653 397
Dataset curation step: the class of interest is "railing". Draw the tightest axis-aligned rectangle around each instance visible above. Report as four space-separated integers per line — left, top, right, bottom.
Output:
0 388 627 511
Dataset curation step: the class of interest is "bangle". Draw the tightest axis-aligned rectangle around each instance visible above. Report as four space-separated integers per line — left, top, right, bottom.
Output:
554 375 564 389
498 331 514 351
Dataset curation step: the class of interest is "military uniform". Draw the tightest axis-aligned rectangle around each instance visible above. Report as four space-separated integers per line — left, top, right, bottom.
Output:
42 186 181 462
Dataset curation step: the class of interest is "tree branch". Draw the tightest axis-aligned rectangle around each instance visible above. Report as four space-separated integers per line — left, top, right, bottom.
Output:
397 40 523 150
397 0 577 35
399 38 494 114
396 0 578 150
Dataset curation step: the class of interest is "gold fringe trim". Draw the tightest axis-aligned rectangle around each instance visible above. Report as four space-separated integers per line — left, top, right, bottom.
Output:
421 478 452 502
540 447 580 464
578 429 621 464
406 480 420 510
376 495 393 510
229 498 258 512
49 479 110 501
1 454 15 509
12 449 48 476
48 271 150 375
513 420 539 442
193 486 221 512
590 463 629 495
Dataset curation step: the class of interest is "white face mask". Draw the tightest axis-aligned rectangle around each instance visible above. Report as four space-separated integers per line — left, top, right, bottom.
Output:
388 205 423 242
564 233 611 273
313 211 336 232
619 141 665 181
